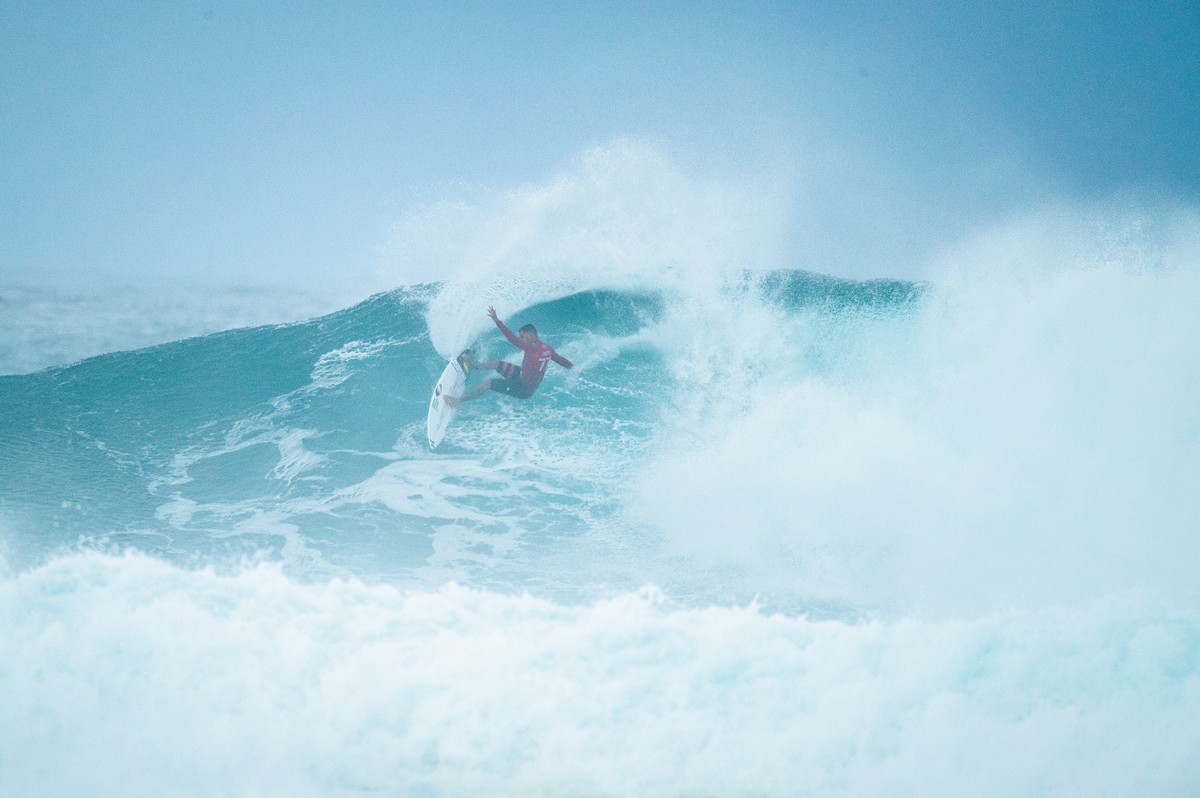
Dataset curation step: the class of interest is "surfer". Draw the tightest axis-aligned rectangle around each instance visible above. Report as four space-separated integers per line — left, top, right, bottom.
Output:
443 306 573 407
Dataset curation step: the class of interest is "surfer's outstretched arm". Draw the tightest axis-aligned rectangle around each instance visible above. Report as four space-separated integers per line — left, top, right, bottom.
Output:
488 306 528 351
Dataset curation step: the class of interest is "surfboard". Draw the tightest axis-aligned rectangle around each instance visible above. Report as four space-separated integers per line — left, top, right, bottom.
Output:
427 351 469 449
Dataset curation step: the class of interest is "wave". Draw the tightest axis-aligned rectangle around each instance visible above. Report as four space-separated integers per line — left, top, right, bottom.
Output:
4 261 1199 615
0 270 921 600
3 252 1200 795
2 550 1198 797
0 282 345 376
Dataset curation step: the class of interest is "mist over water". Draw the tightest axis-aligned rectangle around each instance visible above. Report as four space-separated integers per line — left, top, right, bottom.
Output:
2 146 1199 795
640 258 1200 618
0 281 347 376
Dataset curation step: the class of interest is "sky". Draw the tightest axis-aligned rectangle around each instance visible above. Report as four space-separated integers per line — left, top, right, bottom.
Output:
2 0 1198 296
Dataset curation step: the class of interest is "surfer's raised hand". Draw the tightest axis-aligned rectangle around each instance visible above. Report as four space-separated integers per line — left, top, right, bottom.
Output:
487 306 498 321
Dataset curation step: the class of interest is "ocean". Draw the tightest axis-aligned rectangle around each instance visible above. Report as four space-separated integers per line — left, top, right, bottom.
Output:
2 259 1199 796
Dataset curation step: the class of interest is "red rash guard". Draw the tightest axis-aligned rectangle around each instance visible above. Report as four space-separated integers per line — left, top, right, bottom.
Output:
495 317 573 397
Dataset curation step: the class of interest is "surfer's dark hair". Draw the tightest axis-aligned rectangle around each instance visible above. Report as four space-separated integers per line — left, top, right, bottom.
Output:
519 324 537 336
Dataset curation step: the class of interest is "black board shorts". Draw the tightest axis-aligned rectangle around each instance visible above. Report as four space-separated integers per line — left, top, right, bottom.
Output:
489 364 531 398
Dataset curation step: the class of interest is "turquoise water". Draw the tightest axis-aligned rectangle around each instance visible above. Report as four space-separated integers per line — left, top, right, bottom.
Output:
2 265 1199 795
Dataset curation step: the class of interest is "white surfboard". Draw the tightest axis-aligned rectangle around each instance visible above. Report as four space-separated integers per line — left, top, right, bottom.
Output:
427 352 468 449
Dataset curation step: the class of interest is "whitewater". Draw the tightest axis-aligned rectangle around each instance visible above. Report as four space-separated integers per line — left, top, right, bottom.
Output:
3 161 1200 794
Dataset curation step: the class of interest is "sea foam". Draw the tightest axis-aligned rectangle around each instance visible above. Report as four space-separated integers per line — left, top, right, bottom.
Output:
2 551 1198 797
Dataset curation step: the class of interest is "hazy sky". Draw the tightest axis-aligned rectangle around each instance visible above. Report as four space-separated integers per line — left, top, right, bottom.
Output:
3 1 1197 293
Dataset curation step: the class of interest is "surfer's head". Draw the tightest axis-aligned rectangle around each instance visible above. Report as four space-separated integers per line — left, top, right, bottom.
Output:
519 323 538 342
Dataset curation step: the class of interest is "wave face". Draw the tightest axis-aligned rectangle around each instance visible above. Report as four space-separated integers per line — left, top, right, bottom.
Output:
3 264 1200 795
0 273 920 603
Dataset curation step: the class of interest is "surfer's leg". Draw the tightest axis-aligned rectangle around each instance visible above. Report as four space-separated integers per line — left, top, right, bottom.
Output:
444 379 492 408
469 360 520 379
468 359 512 373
